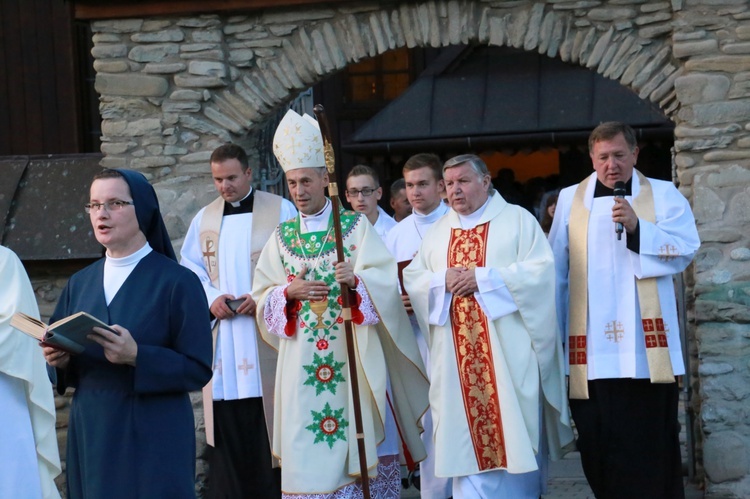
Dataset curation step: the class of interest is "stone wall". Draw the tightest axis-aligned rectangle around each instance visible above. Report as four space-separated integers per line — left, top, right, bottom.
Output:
671 2 750 497
84 1 750 496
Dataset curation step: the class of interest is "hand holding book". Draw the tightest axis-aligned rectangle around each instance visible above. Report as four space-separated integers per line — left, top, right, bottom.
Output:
43 344 71 369
13 311 138 366
88 325 138 367
11 311 117 355
42 324 137 368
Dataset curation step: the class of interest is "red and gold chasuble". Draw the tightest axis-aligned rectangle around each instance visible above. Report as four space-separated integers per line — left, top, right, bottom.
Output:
447 223 507 471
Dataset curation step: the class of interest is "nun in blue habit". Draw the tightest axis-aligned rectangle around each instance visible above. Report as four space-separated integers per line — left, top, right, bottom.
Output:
44 169 213 498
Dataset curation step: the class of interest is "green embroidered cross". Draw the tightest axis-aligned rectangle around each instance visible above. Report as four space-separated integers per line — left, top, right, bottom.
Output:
303 352 346 395
306 402 349 448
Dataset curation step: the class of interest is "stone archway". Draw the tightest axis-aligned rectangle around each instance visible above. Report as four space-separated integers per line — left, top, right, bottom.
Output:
94 3 680 143
204 4 680 134
92 1 683 239
89 1 750 496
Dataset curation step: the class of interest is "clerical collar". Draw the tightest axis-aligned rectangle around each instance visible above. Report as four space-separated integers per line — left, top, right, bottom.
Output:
457 195 492 229
105 241 152 265
223 188 254 215
594 177 632 198
300 198 331 233
413 201 449 226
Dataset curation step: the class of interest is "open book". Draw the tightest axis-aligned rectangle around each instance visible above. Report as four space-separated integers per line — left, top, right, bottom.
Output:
11 311 117 354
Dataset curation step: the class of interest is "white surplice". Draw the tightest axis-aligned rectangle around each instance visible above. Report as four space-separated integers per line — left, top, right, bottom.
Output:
181 193 297 400
549 172 700 379
372 205 397 241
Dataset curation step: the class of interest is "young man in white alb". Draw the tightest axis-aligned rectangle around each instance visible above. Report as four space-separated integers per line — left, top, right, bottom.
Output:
384 153 452 499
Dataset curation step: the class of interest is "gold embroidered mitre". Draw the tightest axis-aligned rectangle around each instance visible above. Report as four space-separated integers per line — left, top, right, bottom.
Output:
272 109 325 173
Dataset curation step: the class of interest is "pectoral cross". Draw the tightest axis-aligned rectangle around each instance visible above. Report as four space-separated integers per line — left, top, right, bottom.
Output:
237 358 254 375
658 244 677 262
604 320 625 343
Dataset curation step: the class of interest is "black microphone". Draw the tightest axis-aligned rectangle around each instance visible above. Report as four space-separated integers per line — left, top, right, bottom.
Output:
613 181 626 240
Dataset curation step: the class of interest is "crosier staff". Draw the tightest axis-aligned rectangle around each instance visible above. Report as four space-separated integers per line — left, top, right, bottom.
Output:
313 104 371 499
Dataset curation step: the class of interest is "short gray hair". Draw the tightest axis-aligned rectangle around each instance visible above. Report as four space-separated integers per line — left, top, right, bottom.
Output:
443 154 494 194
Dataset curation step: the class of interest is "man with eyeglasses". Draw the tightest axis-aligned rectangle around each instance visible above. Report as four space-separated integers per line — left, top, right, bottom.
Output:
345 164 397 241
180 144 296 499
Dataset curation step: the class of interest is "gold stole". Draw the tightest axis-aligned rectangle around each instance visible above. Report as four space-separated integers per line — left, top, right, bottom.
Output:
448 223 507 471
568 171 675 400
198 191 282 454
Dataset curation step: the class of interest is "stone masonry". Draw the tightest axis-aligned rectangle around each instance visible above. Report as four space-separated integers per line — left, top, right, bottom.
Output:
70 0 750 496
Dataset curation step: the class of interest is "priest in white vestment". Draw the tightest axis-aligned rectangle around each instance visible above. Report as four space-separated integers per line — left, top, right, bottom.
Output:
549 122 699 498
181 143 296 498
404 154 573 499
384 153 452 498
0 246 61 499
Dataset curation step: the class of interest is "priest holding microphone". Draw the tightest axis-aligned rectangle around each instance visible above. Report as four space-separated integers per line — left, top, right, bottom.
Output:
549 121 700 499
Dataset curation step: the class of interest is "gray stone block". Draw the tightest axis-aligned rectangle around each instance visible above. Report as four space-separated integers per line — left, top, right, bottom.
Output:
179 50 224 61
706 165 750 188
92 44 129 59
730 248 750 261
95 74 168 97
675 73 731 104
680 100 750 127
674 39 719 58
703 432 749 483
143 62 187 74
163 101 202 113
174 75 227 88
188 61 227 77
192 30 222 43
93 60 130 73
128 44 179 62
170 89 203 101
124 118 162 137
686 56 750 72
131 29 185 43
132 156 176 168
588 7 637 22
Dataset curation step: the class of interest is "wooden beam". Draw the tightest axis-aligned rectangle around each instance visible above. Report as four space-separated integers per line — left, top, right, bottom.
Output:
73 0 353 20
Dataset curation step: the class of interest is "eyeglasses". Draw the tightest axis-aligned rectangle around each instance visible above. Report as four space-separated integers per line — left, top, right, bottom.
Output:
84 200 134 213
346 188 377 197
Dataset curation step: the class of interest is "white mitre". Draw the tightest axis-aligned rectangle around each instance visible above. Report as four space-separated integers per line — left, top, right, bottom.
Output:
273 109 325 173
